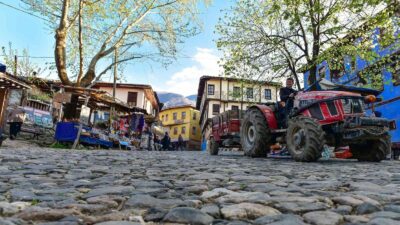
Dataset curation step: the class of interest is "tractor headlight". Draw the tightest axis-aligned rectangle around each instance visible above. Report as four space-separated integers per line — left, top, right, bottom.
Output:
364 95 377 103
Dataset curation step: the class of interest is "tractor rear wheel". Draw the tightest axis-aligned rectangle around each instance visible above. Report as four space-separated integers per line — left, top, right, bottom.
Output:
286 116 325 162
209 137 219 155
350 136 390 162
240 108 272 157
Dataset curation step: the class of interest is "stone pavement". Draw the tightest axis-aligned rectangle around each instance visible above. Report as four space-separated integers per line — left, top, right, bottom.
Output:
0 146 400 225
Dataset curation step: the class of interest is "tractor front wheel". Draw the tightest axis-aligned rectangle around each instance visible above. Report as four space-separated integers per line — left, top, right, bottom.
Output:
286 116 325 162
209 137 219 155
240 108 272 157
350 136 390 162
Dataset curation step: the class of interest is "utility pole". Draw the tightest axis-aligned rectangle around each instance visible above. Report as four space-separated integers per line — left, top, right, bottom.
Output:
113 47 118 100
14 55 17 76
110 48 118 131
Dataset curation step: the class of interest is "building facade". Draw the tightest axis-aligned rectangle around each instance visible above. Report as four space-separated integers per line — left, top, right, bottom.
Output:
195 76 281 146
159 105 201 150
93 82 161 120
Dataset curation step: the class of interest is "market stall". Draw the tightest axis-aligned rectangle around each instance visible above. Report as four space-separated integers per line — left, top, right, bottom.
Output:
52 85 149 149
0 68 31 145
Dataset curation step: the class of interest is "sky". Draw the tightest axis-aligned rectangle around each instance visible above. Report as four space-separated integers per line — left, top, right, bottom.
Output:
0 0 233 96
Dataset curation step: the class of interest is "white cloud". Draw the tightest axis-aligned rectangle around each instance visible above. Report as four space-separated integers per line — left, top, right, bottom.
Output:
163 48 223 96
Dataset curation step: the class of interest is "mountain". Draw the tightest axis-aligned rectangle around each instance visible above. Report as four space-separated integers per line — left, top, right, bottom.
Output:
157 92 182 103
157 92 196 109
186 95 197 102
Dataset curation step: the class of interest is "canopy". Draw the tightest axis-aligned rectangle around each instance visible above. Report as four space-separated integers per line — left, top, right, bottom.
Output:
306 78 382 96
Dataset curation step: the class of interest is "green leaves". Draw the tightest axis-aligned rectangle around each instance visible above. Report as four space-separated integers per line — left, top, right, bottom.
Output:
216 0 394 87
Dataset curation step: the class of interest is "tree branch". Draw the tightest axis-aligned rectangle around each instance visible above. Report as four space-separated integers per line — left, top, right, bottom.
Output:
87 55 144 88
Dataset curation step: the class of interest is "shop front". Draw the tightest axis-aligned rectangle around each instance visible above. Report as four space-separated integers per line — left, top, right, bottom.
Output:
0 69 31 145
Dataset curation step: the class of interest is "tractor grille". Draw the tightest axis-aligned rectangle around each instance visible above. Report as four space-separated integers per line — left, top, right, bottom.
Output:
340 98 364 114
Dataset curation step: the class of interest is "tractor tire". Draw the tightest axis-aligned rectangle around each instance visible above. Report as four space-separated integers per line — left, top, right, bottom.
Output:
350 136 390 162
209 137 219 155
286 116 325 162
240 108 272 157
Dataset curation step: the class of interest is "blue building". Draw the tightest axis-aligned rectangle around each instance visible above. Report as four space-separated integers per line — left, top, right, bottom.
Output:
303 14 400 153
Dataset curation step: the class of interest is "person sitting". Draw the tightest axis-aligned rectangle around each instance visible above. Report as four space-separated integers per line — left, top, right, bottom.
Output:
278 77 297 128
280 77 296 104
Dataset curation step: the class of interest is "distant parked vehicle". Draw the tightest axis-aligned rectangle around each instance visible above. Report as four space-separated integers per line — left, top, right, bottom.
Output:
208 110 244 155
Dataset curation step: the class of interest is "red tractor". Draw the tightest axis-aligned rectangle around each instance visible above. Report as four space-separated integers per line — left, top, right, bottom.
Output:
209 110 244 155
240 81 396 162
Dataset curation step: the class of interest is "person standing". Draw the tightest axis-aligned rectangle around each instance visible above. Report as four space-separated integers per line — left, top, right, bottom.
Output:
161 132 171 151
154 134 161 151
7 105 26 140
178 134 184 151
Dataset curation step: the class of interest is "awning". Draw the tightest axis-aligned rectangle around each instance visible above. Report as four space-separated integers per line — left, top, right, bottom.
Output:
62 85 147 114
0 72 31 90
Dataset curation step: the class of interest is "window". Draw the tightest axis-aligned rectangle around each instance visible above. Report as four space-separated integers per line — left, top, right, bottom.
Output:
233 87 241 97
182 111 186 120
231 105 239 111
173 127 178 135
246 88 253 99
165 114 168 121
330 58 345 80
318 66 326 79
332 69 345 79
173 112 177 120
264 89 272 100
192 126 197 135
212 104 220 115
208 84 215 95
161 115 164 121
127 92 138 106
181 126 186 134
193 112 197 120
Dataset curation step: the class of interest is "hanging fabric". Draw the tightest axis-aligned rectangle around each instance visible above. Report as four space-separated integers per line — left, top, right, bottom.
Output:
138 114 145 132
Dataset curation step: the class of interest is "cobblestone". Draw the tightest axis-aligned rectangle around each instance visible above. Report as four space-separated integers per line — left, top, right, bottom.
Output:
0 147 400 224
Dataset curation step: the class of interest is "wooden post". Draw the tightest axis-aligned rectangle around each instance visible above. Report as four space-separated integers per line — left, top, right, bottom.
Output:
72 95 89 149
0 89 9 136
58 87 64 122
113 48 118 100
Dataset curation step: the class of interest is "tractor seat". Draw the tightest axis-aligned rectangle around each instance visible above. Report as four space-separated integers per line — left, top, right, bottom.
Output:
264 102 279 112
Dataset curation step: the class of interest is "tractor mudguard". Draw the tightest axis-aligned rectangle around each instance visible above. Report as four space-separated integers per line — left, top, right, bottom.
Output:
248 105 278 129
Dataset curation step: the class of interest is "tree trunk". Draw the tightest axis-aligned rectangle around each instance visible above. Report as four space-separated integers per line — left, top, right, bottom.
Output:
63 94 80 119
77 0 84 86
292 71 301 90
81 69 96 87
55 0 72 86
308 66 317 89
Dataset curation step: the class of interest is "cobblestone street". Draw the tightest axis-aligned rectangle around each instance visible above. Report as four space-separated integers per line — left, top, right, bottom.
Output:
1 146 400 225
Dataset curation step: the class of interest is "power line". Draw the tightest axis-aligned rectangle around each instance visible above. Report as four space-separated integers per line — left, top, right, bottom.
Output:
0 1 52 23
0 54 53 59
0 54 199 60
